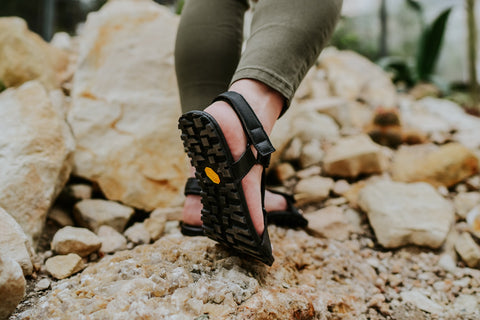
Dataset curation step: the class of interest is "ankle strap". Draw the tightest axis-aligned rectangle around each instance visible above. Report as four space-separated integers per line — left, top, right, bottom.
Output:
184 177 202 196
213 91 275 167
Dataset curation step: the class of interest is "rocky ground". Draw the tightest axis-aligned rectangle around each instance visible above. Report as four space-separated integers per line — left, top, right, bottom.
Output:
2 0 480 319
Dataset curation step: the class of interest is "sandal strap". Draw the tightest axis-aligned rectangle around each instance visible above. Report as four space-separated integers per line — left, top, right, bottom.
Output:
184 177 202 196
213 91 275 168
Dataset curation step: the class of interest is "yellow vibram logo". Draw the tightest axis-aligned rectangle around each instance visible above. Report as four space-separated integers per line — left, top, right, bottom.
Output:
205 167 220 184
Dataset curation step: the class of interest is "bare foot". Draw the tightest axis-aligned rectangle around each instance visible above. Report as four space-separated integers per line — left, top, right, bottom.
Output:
182 79 283 236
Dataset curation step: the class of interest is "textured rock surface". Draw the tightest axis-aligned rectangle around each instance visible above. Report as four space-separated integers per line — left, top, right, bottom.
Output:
0 81 74 245
0 207 33 276
68 0 188 211
51 226 101 257
18 231 381 319
45 254 85 280
358 180 454 248
392 143 478 187
73 199 135 233
323 134 387 178
0 257 25 320
0 17 70 89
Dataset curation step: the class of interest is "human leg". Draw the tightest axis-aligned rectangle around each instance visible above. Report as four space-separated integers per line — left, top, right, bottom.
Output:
178 0 342 262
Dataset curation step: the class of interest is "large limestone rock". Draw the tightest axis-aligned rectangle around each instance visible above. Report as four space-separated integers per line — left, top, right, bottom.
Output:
0 207 34 276
318 47 398 109
391 143 478 187
358 180 454 249
323 134 388 178
0 81 75 245
0 256 26 320
0 17 70 89
68 0 188 210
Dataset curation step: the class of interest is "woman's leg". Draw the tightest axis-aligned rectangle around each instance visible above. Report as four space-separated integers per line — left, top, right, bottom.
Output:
175 0 249 226
175 0 248 113
204 0 343 234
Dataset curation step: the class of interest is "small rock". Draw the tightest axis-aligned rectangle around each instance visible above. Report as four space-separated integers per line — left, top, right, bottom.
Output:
97 225 127 253
400 290 443 314
358 180 454 249
454 192 480 219
323 134 387 178
282 137 302 162
272 162 296 183
368 293 386 308
0 256 25 319
294 176 334 206
35 278 51 291
291 110 339 143
307 206 351 240
332 179 351 196
124 222 151 244
0 207 34 275
51 226 102 257
45 254 85 280
299 139 324 168
73 199 135 233
144 209 168 241
344 208 363 234
454 232 480 268
65 184 93 201
47 206 74 227
438 253 457 273
453 294 478 314
296 166 322 179
466 205 480 238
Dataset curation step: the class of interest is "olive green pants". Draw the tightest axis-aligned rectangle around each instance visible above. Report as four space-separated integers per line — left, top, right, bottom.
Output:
175 0 342 115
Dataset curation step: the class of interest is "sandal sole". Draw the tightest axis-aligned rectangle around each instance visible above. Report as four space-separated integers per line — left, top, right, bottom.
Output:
179 111 274 266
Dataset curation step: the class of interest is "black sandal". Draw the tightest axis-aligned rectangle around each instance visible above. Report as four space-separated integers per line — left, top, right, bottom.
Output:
180 177 204 236
180 178 308 237
178 91 275 266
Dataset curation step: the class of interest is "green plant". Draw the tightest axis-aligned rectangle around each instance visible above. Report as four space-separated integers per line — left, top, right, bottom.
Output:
377 1 452 88
0 80 5 93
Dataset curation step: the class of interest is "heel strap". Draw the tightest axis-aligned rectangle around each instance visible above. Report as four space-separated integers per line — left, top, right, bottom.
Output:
213 91 275 168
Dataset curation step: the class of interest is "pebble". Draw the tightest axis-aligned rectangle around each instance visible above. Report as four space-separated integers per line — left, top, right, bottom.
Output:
124 222 151 244
45 253 85 280
454 232 480 268
35 278 51 291
97 225 127 253
438 253 457 273
51 226 102 257
400 290 444 314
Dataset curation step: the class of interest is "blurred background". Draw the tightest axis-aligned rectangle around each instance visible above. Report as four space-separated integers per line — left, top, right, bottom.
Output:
1 0 478 111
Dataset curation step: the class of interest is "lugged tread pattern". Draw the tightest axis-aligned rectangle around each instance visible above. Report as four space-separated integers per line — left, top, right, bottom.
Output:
178 111 274 266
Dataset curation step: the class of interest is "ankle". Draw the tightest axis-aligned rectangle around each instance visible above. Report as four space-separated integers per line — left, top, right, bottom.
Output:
229 79 283 134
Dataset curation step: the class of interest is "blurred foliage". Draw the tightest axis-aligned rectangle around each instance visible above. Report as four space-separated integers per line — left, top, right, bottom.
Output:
377 2 452 90
329 17 378 61
0 80 6 93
